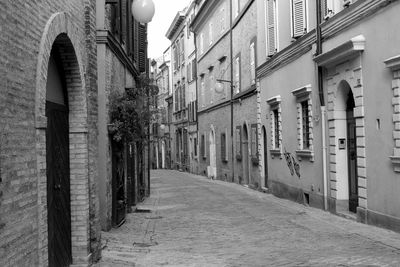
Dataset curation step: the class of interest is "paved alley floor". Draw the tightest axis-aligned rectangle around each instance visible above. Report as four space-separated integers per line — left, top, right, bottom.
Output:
97 170 400 267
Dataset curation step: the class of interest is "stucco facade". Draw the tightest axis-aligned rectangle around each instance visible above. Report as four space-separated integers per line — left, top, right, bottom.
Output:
257 0 400 232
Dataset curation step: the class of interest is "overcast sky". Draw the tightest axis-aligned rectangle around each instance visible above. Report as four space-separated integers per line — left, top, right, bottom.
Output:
147 0 191 59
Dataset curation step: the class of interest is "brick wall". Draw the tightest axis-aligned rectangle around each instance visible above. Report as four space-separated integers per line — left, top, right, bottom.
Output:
0 0 100 265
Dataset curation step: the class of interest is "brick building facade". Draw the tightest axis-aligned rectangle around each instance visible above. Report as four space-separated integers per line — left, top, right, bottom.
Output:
0 1 100 266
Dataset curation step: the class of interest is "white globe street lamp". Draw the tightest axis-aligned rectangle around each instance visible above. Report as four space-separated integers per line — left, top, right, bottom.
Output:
132 0 155 23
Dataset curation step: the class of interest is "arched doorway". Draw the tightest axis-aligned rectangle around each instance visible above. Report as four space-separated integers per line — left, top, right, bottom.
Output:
334 80 358 213
46 45 72 266
35 13 91 266
242 123 249 185
262 126 268 188
209 129 216 178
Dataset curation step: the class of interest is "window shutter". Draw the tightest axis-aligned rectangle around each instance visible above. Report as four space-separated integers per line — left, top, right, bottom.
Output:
293 0 306 38
220 7 225 32
138 23 147 72
209 22 213 45
235 56 240 93
266 0 276 56
250 42 255 84
200 33 204 54
221 133 226 161
192 59 196 78
321 0 328 17
182 84 186 108
181 37 185 64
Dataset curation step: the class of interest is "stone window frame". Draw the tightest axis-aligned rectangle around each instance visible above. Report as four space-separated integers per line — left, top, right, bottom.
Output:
267 95 282 158
384 55 400 173
291 84 314 161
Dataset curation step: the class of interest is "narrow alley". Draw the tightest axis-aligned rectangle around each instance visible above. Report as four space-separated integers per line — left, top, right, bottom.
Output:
98 170 400 267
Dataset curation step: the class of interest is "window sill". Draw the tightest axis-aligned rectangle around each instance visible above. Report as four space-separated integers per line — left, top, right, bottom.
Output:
390 156 400 173
270 149 282 159
295 150 314 162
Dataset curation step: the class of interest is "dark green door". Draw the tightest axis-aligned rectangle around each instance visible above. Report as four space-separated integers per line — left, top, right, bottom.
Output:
347 91 358 213
46 101 72 267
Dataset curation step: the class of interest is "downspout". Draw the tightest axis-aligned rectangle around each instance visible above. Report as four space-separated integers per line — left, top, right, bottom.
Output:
316 0 327 211
194 32 199 174
230 0 235 182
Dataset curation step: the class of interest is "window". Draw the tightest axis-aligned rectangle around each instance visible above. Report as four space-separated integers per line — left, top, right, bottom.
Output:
187 62 192 82
209 68 214 104
233 0 239 18
192 59 197 78
174 85 179 111
250 41 256 85
251 124 258 161
180 36 185 65
209 22 213 45
176 40 181 68
321 0 344 19
173 45 178 71
220 6 225 33
201 134 206 159
292 0 307 38
200 75 205 107
291 85 313 160
273 110 280 148
234 54 241 93
194 137 198 157
267 95 282 157
221 132 227 162
235 126 242 160
199 33 204 54
181 83 186 109
301 101 310 149
265 0 277 56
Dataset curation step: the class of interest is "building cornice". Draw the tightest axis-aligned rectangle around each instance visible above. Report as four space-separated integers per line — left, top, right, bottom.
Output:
96 29 140 77
384 55 400 71
166 12 186 40
198 99 231 115
321 0 395 41
257 29 316 79
314 35 365 67
190 0 220 32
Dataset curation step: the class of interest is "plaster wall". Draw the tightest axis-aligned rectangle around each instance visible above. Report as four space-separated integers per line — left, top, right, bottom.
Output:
321 1 400 218
259 50 324 205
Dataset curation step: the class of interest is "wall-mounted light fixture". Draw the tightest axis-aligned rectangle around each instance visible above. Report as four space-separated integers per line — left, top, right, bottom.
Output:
132 0 155 23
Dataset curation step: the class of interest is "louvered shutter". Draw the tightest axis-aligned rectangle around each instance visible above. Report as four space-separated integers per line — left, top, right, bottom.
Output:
250 42 255 84
292 0 306 38
133 20 139 62
266 0 276 56
138 23 147 72
321 0 328 17
235 56 240 93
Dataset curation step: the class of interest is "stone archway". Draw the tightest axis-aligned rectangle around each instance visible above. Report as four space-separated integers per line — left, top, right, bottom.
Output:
326 62 367 217
35 12 90 266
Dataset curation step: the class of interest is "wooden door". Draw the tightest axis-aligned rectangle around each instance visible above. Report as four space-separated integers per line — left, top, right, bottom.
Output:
347 111 358 213
46 101 72 267
112 141 126 227
263 127 268 187
127 143 136 207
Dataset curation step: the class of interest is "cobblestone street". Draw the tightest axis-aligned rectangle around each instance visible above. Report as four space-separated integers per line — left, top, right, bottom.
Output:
97 170 400 267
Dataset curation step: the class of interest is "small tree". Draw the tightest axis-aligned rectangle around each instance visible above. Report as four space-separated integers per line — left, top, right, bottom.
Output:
108 75 159 144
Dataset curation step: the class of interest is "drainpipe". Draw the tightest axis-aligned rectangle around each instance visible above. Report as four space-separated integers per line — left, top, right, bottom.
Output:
230 0 235 182
316 0 327 211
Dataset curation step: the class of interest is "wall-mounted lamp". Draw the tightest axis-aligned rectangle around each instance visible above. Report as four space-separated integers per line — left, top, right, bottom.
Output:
132 0 155 23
